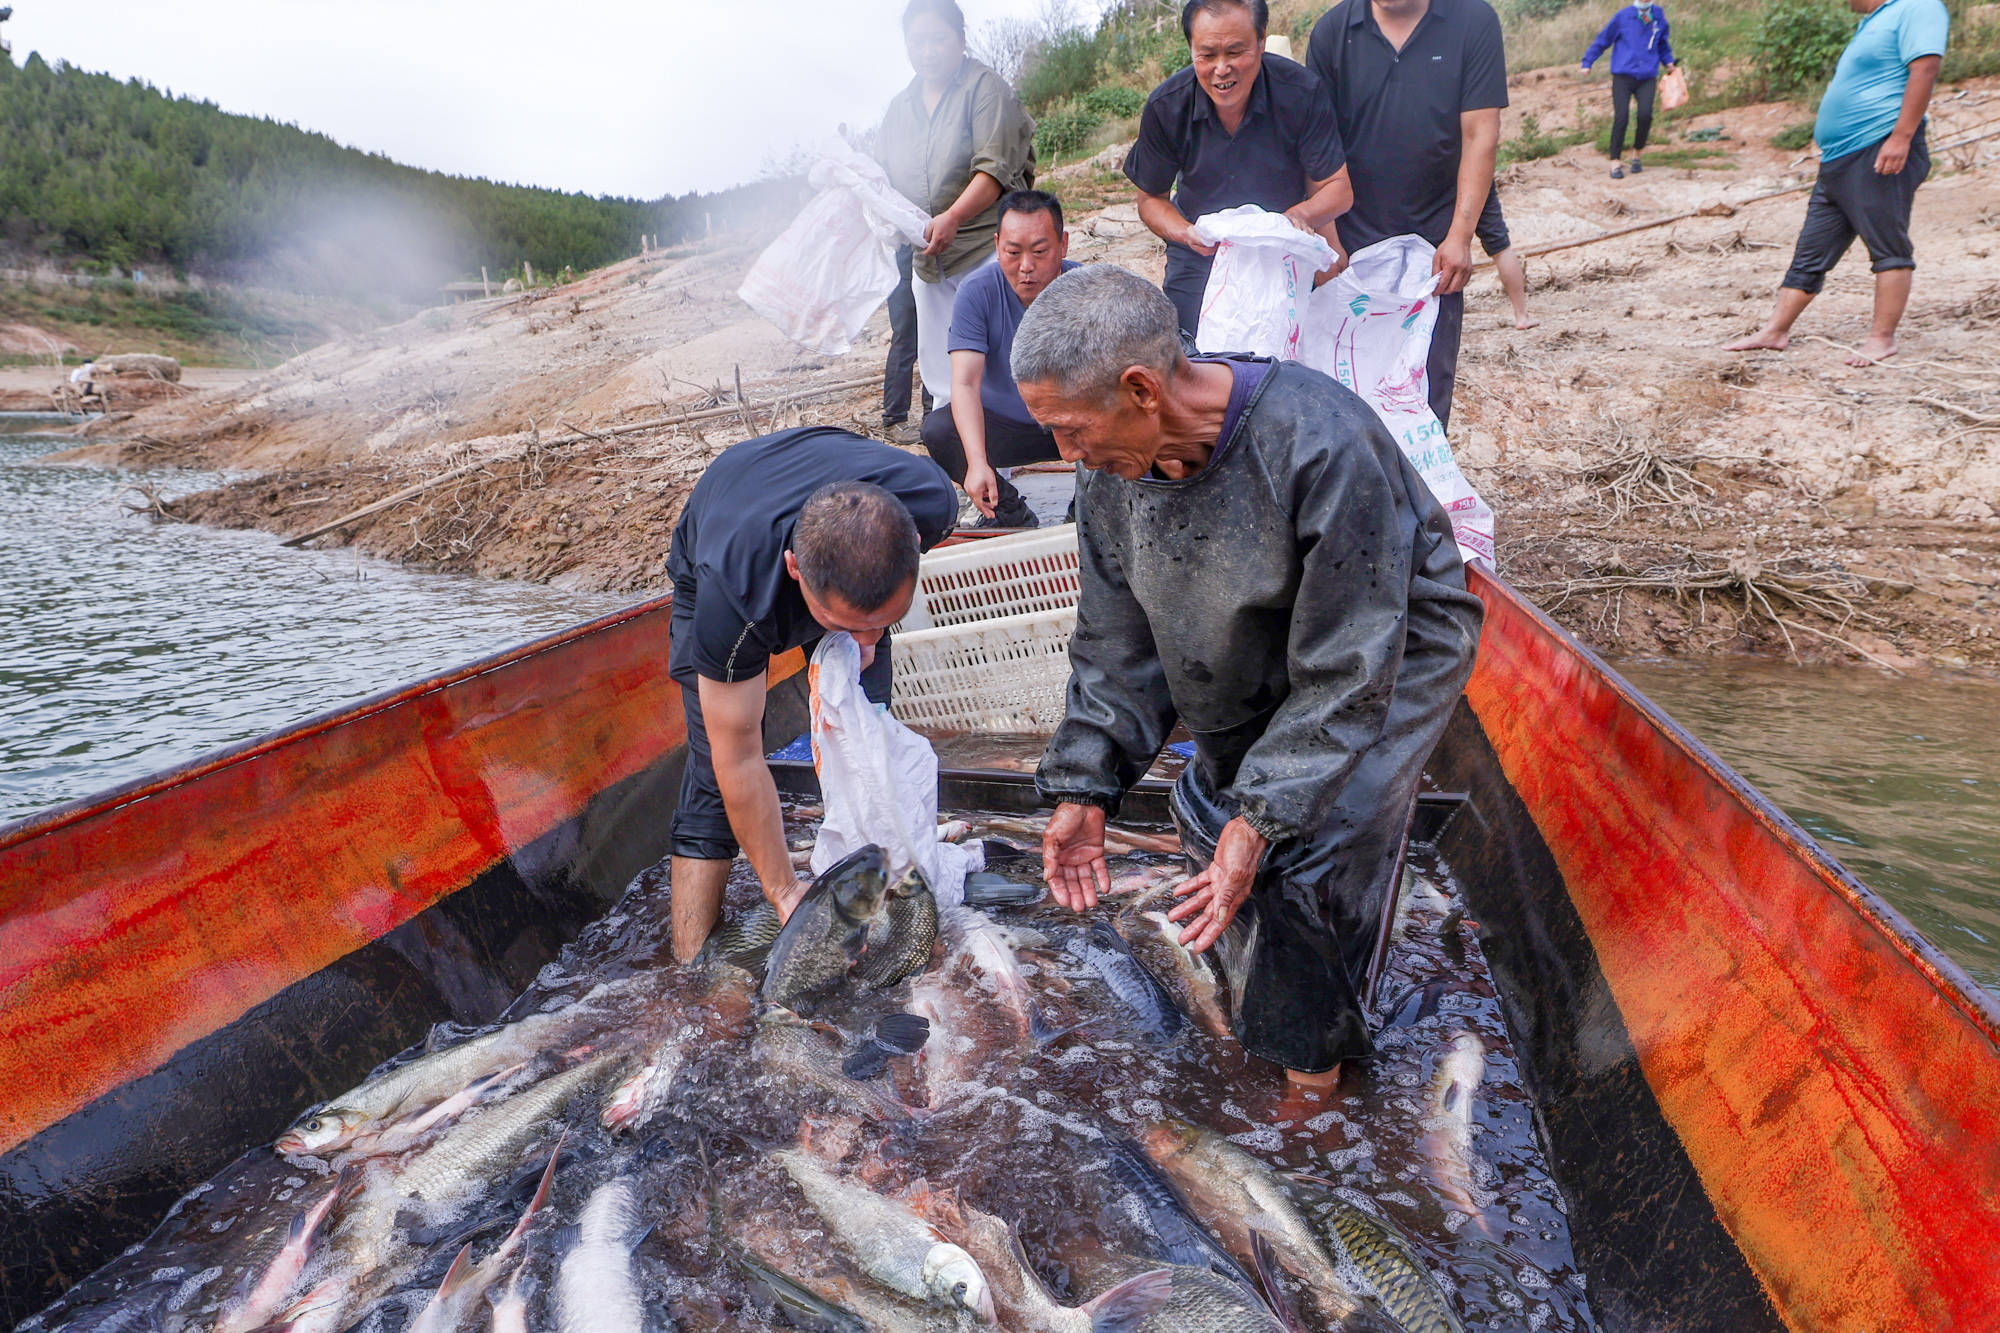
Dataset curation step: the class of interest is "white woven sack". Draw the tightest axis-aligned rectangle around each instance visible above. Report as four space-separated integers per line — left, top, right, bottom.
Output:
738 139 930 356
1299 236 1496 565
808 632 981 908
1191 204 1337 359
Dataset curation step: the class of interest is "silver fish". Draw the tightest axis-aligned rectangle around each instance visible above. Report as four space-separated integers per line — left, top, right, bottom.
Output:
211 1185 339 1333
555 1178 647 1333
1418 1031 1491 1230
406 1143 560 1333
764 845 893 1010
774 1150 996 1323
1116 885 1233 1040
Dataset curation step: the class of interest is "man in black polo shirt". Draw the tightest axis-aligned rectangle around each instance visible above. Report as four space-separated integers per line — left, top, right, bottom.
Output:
1309 0 1507 428
1126 0 1352 336
664 429 957 960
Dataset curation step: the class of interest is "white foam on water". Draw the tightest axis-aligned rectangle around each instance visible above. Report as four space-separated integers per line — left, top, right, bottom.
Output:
1530 1302 1554 1329
1225 1125 1283 1153
1379 1190 1419 1208
1130 1098 1162 1119
1305 1111 1341 1133
1518 1266 1552 1290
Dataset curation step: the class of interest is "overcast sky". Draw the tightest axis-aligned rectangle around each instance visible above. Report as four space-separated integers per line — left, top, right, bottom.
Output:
4 0 1098 200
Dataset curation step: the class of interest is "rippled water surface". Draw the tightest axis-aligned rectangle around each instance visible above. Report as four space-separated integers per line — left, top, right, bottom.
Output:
0 426 631 824
1619 657 2000 994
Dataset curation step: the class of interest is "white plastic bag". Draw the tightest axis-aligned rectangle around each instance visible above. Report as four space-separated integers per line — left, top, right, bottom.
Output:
807 633 982 907
1191 204 1337 359
1299 236 1496 566
737 139 931 356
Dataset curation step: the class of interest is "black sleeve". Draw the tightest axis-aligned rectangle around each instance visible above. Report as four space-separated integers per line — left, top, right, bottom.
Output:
899 462 961 551
1305 7 1341 98
1123 82 1185 196
1461 1 1510 112
1293 70 1348 180
1225 411 1413 843
691 578 776 684
1036 498 1179 813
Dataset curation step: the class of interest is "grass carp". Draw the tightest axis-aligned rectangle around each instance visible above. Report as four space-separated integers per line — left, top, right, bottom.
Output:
1289 1174 1466 1333
1103 1140 1263 1302
1138 1120 1383 1330
774 1150 996 1323
765 845 893 1010
1418 1031 1492 1231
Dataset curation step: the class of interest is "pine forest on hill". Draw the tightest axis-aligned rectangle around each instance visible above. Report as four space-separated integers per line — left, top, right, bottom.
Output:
0 47 795 303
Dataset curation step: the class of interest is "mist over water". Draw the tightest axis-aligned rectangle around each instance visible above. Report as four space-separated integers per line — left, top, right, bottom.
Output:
1619 657 2000 995
0 424 630 825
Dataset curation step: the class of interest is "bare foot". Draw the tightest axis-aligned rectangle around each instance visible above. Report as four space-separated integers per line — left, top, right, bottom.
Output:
1846 335 1898 367
1514 314 1542 331
1724 328 1790 352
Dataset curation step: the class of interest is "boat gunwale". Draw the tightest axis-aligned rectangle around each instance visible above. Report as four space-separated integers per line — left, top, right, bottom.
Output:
0 590 675 852
1469 565 2000 1046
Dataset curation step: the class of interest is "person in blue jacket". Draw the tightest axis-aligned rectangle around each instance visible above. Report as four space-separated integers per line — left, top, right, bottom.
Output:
1581 2 1678 178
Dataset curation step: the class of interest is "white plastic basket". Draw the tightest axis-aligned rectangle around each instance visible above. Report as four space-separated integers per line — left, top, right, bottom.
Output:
895 525 1080 631
891 606 1077 734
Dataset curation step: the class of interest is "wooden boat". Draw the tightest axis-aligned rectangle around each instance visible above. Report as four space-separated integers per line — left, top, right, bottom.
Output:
2 568 1996 1331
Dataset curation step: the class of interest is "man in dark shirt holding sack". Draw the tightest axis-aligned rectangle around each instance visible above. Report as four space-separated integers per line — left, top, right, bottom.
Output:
1015 265 1483 1096
1309 0 1508 428
664 429 957 960
1126 0 1354 336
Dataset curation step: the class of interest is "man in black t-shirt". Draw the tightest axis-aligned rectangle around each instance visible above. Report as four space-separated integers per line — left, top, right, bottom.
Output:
1125 0 1352 336
1308 0 1508 429
664 428 957 959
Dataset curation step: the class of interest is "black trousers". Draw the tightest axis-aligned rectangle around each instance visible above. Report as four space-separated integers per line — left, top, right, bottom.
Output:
1163 245 1213 338
668 645 894 861
882 244 923 424
920 404 1062 507
1781 128 1929 294
1610 74 1656 159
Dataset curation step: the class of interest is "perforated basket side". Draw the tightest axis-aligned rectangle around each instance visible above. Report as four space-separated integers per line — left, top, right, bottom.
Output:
898 527 1081 631
891 607 1076 734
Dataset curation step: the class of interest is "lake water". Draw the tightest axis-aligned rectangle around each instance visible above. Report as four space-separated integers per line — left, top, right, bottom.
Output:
1619 657 2000 995
2 420 1993 996
0 422 632 825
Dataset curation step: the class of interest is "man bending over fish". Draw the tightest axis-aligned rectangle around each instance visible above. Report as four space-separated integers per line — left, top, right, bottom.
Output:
1016 264 1482 1094
665 428 957 960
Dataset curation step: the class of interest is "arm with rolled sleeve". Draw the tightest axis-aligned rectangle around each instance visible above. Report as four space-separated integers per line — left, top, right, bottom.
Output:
1036 513 1180 814
1224 434 1410 844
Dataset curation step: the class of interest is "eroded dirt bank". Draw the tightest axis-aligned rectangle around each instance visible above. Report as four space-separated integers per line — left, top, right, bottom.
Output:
57 72 2000 672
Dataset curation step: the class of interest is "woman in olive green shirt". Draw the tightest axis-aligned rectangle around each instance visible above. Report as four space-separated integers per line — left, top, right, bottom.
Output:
879 0 1036 411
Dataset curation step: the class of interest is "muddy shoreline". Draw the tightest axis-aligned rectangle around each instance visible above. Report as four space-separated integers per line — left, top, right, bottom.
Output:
36 72 2000 673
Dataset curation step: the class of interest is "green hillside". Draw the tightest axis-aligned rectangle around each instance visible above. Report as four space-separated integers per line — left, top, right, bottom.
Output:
0 47 757 300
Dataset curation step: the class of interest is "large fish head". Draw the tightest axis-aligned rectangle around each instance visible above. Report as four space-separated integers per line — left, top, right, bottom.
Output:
1135 1117 1204 1168
820 844 890 927
884 862 931 901
276 1108 366 1156
921 1241 998 1323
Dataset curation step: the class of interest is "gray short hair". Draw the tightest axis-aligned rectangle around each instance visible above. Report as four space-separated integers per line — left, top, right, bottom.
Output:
1010 265 1184 404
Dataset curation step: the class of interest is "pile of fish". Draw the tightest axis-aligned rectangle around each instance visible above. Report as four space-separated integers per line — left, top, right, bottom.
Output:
21 813 1594 1333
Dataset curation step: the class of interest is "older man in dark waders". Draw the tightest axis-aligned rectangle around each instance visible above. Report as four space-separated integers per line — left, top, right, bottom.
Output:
1020 266 1482 1098
664 429 957 960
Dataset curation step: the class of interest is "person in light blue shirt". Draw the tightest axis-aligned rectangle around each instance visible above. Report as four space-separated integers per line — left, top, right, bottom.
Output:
1580 3 1678 178
1727 0 1948 367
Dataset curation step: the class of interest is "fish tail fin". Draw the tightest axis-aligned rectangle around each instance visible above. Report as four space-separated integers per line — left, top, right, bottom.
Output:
842 1012 932 1080
502 1133 563 1247
1080 1269 1173 1333
435 1243 476 1300
1250 1232 1308 1333
1029 1001 1088 1045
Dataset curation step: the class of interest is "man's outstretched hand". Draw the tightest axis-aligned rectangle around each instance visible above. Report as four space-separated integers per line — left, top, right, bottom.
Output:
1167 817 1267 953
1042 802 1110 911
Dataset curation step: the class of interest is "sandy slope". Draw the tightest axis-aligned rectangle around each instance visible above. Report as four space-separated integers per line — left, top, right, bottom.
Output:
59 73 2000 670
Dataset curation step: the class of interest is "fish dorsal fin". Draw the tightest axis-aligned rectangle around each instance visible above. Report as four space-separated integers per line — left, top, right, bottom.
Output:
436 1243 476 1299
1250 1233 1308 1333
1081 1269 1173 1333
503 1133 564 1248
